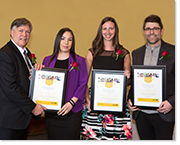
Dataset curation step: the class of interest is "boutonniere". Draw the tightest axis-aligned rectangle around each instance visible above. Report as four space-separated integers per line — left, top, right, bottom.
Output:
159 51 172 61
69 61 80 72
115 49 124 61
30 53 37 64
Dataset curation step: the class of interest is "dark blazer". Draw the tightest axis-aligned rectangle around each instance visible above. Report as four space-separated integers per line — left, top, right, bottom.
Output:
129 40 175 122
0 40 36 130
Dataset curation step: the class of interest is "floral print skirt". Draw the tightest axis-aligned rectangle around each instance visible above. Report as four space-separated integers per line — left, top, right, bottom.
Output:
81 105 132 140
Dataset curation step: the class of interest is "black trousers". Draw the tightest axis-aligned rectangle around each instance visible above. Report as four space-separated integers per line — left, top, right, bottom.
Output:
0 127 28 140
136 111 175 140
45 111 82 140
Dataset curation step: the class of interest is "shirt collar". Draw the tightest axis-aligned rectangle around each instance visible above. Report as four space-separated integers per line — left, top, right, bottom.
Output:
145 42 161 50
11 39 28 55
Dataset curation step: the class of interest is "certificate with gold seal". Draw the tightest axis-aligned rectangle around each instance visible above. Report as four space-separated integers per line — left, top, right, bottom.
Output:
131 65 166 109
29 67 68 111
90 69 127 114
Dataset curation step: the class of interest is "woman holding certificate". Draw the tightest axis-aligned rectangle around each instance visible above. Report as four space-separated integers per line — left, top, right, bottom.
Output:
81 17 131 140
42 28 88 139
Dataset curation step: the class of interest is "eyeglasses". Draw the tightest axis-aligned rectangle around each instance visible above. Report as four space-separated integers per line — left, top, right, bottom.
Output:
144 27 161 32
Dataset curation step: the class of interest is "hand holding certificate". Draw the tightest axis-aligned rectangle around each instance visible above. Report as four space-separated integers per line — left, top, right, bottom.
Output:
131 65 166 110
29 67 68 111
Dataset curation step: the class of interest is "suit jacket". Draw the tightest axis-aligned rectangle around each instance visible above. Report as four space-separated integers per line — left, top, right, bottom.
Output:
42 53 88 113
129 40 175 122
0 40 36 130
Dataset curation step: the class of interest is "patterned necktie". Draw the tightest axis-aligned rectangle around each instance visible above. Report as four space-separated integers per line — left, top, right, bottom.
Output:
24 50 32 70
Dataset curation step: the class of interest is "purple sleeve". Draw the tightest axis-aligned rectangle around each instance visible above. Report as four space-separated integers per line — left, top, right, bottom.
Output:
73 57 88 102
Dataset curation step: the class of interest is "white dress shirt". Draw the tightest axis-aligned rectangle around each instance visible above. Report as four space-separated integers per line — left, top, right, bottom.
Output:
11 39 32 70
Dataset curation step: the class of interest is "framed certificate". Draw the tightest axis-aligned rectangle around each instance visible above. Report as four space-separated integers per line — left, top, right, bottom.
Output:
29 67 68 111
131 65 166 109
90 69 127 114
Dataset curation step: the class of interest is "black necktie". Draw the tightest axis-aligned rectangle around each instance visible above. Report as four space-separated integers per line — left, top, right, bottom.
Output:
24 50 32 70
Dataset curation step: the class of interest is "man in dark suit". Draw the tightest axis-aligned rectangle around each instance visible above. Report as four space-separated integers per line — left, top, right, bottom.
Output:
0 18 46 140
128 14 175 140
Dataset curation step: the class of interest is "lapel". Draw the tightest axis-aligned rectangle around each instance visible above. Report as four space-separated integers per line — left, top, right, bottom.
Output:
68 54 74 71
157 40 166 65
48 55 58 68
135 45 146 65
9 40 30 74
26 48 33 64
139 46 146 65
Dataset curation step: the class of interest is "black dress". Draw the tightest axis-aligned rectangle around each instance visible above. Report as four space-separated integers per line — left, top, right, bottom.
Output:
45 58 82 140
81 48 132 140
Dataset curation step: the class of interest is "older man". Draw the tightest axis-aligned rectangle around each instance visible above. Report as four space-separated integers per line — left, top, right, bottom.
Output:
0 18 46 140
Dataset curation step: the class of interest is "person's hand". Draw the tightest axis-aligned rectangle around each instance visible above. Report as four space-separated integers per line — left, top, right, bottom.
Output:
86 98 91 112
34 64 45 70
29 69 32 80
29 64 45 80
127 99 140 111
57 102 73 116
157 100 172 114
32 104 47 116
85 96 98 115
124 69 130 79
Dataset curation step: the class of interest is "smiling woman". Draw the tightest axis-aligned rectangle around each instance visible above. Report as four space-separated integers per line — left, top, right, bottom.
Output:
81 16 131 140
42 27 88 140
59 31 73 56
102 21 115 42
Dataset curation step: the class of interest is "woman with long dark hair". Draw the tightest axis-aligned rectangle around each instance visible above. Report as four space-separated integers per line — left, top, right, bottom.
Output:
42 28 88 139
81 17 132 140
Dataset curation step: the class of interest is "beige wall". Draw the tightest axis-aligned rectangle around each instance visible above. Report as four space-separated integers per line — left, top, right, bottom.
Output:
0 0 175 64
0 0 175 139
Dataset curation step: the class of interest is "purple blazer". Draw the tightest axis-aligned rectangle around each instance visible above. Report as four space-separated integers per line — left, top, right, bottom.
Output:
42 54 88 113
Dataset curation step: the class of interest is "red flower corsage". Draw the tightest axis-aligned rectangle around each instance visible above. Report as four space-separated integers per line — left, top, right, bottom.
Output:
159 51 172 61
69 61 80 72
115 49 124 60
30 53 37 64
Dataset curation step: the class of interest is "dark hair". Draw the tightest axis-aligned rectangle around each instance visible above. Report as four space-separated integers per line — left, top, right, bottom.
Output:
143 14 163 29
92 16 123 57
48 28 76 66
10 18 32 31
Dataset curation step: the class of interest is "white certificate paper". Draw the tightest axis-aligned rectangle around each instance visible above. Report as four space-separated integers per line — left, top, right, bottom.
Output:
32 70 65 110
134 69 162 107
94 73 124 112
